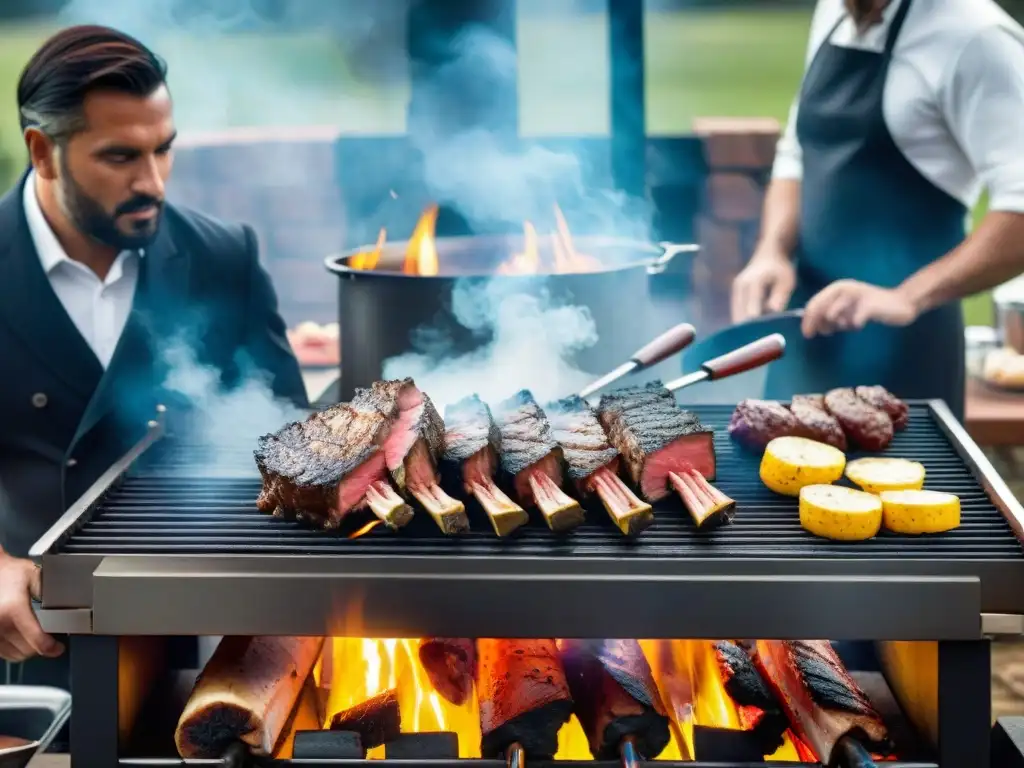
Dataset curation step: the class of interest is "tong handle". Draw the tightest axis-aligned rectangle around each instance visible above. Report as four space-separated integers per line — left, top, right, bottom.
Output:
702 333 786 380
631 323 697 368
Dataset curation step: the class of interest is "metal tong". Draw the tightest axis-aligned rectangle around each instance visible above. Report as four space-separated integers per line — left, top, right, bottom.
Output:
664 333 786 393
579 322 698 400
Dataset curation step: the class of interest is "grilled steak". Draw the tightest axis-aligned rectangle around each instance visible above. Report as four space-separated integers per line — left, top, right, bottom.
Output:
492 390 584 532
789 394 846 450
370 379 468 534
824 388 894 451
443 396 527 536
558 639 670 760
713 641 788 755
855 385 909 430
598 383 732 527
477 639 574 759
547 395 653 536
254 396 411 530
418 638 477 707
755 640 892 765
728 399 802 451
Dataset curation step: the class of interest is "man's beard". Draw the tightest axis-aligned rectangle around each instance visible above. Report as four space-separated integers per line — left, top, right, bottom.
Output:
58 157 164 251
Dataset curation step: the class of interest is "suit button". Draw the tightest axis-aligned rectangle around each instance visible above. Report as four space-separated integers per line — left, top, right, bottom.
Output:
66 458 77 468
31 392 48 408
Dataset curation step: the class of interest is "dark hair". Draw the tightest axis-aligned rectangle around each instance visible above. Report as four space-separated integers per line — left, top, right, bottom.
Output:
17 25 168 140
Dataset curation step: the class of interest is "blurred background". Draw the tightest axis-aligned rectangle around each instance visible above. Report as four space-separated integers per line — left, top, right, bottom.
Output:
0 0 1019 322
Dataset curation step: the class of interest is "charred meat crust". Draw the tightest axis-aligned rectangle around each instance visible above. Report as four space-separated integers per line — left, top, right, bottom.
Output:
546 395 620 481
713 641 788 754
418 638 478 707
492 390 561 477
560 639 670 760
790 642 877 719
443 395 501 464
598 383 710 468
254 395 392 525
477 639 573 759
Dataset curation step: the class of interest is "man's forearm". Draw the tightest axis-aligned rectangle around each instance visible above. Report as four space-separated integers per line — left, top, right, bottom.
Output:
755 179 802 257
898 211 1024 314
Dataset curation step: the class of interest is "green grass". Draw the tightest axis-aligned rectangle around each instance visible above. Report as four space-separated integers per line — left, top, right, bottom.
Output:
0 9 993 323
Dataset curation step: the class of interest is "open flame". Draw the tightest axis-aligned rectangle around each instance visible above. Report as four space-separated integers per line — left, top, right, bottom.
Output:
348 204 602 276
639 640 808 762
295 638 819 762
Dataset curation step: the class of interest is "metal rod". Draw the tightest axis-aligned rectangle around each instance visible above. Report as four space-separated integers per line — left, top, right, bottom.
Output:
29 404 166 559
507 742 526 768
929 398 1024 545
831 735 877 768
619 736 640 768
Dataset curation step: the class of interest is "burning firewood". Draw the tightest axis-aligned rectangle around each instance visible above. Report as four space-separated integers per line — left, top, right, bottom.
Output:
329 688 402 749
174 636 324 758
641 640 695 760
712 641 788 755
477 639 574 759
558 639 670 760
418 638 477 706
755 641 893 766
371 379 469 534
598 383 735 528
255 398 412 530
443 395 528 536
492 391 585 532
547 396 654 536
272 676 325 759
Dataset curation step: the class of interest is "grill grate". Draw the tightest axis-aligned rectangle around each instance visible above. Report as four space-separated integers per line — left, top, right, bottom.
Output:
56 404 1024 560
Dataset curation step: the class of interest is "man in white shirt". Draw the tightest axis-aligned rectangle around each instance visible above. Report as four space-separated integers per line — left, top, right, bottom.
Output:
730 0 1024 419
0 25 307 708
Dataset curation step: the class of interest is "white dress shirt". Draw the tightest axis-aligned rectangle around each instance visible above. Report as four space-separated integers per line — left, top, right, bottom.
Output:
774 0 1024 214
23 172 141 369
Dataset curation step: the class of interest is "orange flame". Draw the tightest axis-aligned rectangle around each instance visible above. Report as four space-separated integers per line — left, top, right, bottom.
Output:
403 204 439 276
350 228 385 270
347 519 382 539
350 203 601 276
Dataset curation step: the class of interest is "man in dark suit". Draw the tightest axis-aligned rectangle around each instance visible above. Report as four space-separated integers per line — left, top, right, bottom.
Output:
0 26 308 684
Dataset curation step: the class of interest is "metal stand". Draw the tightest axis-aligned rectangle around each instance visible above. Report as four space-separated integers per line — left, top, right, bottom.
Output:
70 635 119 768
938 640 991 767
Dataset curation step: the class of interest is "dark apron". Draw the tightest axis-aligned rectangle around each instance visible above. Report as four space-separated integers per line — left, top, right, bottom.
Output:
763 0 967 422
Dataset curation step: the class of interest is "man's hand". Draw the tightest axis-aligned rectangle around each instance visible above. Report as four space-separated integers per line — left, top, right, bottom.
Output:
801 279 918 338
731 246 797 323
0 555 64 662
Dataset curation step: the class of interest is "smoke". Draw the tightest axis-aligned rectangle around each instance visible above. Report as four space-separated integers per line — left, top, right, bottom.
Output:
382 278 599 410
50 1 658 414
159 334 307 476
382 20 654 410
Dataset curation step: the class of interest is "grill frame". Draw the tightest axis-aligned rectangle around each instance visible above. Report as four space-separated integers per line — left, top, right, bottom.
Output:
31 399 1024 638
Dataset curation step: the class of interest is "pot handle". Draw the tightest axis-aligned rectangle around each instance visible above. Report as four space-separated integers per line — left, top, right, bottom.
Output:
647 242 700 275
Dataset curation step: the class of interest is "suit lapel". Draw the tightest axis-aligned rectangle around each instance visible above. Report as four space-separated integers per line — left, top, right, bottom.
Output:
70 221 190 448
0 175 104 400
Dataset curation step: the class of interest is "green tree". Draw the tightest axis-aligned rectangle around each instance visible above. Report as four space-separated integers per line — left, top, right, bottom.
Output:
0 132 13 197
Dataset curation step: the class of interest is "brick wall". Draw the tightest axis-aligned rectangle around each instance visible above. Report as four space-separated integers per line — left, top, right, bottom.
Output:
691 117 780 331
167 121 782 332
168 126 348 328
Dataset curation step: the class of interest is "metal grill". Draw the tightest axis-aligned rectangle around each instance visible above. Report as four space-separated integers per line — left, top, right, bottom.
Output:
55 404 1024 561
